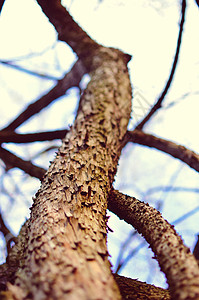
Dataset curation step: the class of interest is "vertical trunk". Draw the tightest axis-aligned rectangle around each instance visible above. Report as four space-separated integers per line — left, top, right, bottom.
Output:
4 48 132 299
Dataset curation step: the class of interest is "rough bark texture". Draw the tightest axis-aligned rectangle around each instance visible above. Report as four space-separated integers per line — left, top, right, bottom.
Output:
108 190 199 300
2 47 132 300
114 274 170 300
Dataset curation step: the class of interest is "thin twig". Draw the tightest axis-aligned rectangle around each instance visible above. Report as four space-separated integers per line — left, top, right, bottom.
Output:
136 0 186 130
0 61 59 81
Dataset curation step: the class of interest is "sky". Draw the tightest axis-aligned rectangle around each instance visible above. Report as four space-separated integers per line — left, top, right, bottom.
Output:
0 0 199 288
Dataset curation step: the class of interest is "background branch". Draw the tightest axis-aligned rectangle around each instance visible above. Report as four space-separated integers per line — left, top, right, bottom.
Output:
0 212 16 256
2 59 85 131
0 129 68 143
0 60 59 80
126 130 199 173
136 0 186 130
0 146 46 180
0 0 5 14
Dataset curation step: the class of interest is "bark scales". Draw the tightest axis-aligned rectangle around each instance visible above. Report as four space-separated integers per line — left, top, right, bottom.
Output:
3 48 132 300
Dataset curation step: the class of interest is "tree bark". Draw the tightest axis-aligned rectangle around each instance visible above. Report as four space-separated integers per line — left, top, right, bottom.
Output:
108 190 199 300
2 42 132 299
114 274 170 300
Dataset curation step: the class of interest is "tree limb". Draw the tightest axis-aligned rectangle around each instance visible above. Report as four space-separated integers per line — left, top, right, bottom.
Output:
0 0 5 14
126 130 199 173
0 146 46 180
108 189 199 300
114 274 170 300
0 129 68 143
36 0 100 70
136 0 186 130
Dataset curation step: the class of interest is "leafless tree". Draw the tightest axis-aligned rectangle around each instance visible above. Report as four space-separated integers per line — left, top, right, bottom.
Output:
1 0 199 299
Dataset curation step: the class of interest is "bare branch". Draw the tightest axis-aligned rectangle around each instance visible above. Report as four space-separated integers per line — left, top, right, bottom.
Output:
36 0 100 69
0 0 5 14
126 130 199 173
0 129 68 143
0 147 46 180
0 60 59 81
0 213 14 242
115 240 146 274
0 212 16 256
108 189 199 299
136 0 186 130
2 60 86 131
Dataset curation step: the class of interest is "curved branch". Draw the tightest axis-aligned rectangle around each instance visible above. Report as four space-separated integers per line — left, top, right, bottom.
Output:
126 130 199 173
136 0 186 130
2 60 85 131
108 189 199 300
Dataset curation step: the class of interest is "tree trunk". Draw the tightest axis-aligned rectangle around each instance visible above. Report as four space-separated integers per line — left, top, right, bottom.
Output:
2 44 132 299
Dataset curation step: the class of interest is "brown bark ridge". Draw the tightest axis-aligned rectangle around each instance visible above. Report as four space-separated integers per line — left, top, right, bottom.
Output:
2 45 132 299
108 190 199 300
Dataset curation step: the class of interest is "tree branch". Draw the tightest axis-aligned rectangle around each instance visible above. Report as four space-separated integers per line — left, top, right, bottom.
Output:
36 0 100 70
0 129 68 143
0 213 16 257
0 146 46 180
136 0 186 130
0 0 5 14
114 274 170 300
108 189 199 300
126 130 199 173
2 59 86 131
0 60 59 81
